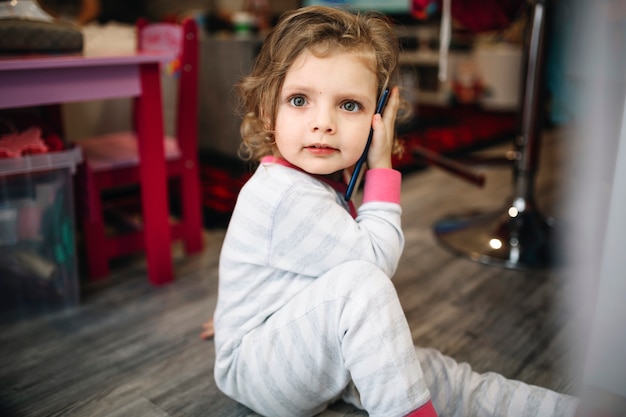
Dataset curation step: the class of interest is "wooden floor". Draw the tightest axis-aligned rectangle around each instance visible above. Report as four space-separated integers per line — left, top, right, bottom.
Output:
0 128 582 416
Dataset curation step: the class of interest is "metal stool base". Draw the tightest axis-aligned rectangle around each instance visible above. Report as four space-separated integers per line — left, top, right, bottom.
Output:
433 205 555 270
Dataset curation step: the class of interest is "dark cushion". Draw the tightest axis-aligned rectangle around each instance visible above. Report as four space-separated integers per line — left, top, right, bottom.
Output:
0 18 83 54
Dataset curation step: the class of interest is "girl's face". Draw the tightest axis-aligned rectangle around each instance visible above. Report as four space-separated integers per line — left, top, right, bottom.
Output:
273 50 378 175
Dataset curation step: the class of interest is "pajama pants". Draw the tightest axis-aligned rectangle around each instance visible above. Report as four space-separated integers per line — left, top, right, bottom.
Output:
217 260 579 417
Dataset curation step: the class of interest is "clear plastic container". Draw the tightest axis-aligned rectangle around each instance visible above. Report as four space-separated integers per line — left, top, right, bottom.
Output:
0 147 82 323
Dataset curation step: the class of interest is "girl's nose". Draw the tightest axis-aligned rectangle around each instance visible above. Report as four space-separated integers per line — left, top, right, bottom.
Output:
311 105 336 134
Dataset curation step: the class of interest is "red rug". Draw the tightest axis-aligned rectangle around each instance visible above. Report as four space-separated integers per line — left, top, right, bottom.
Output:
393 105 518 171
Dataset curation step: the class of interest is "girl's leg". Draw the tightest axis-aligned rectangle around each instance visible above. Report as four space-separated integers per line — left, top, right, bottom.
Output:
415 347 580 417
226 260 433 417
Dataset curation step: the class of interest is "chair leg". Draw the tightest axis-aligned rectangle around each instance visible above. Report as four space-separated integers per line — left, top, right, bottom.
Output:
83 220 110 280
80 165 111 280
180 159 204 254
82 194 111 280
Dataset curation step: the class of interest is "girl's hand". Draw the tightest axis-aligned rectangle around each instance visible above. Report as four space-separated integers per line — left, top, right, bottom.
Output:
366 86 399 170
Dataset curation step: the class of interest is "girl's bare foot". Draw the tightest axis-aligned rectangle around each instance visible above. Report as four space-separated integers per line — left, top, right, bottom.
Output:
200 318 215 340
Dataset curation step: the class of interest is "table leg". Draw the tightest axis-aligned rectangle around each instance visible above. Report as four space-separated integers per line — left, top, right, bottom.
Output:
136 62 174 285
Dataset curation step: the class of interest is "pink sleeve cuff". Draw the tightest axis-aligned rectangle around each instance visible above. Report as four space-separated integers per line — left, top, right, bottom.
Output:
362 168 401 204
404 400 438 417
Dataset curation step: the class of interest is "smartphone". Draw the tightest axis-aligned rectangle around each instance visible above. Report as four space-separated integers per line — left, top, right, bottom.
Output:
345 88 390 201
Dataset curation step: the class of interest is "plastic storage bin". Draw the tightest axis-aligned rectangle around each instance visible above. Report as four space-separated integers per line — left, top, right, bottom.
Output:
0 147 82 323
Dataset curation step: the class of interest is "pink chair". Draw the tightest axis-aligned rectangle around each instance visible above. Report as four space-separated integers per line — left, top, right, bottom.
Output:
76 19 203 281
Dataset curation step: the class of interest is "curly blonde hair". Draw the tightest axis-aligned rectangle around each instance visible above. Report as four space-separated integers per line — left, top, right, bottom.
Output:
236 6 406 162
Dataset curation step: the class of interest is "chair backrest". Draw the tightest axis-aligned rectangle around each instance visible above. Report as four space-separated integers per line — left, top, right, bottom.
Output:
136 19 199 158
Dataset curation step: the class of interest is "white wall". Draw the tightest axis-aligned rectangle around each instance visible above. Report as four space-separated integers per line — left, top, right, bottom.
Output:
582 97 626 407
560 0 626 413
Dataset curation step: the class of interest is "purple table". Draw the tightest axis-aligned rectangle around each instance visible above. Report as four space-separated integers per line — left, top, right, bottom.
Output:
0 52 176 285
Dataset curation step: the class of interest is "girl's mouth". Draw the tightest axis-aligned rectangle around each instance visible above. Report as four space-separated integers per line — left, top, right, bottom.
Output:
305 144 338 155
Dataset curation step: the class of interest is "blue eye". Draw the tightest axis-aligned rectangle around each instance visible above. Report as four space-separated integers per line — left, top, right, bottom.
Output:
341 101 361 112
289 96 307 107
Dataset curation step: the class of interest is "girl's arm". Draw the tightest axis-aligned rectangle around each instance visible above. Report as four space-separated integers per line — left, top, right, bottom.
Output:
267 174 403 278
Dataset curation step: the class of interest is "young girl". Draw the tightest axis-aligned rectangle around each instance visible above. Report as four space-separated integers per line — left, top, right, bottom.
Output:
212 6 580 417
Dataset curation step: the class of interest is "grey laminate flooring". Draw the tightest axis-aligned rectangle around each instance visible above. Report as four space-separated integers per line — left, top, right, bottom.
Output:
0 128 581 416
